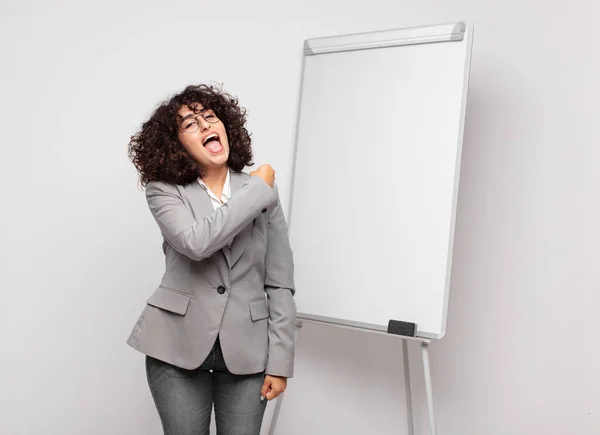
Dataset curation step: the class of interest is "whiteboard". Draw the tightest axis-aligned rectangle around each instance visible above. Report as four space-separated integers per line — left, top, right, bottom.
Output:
287 22 473 339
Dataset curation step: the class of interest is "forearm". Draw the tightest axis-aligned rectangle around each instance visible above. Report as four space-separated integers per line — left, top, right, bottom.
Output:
265 287 297 378
147 176 277 261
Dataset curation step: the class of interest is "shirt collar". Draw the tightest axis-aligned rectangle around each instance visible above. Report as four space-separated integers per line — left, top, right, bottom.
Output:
198 169 231 203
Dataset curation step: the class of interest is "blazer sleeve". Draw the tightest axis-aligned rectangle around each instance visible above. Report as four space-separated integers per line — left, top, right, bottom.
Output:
264 184 297 378
145 176 278 262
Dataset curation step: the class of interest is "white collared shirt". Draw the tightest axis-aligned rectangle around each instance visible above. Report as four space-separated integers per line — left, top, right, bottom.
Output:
198 170 232 247
198 169 231 210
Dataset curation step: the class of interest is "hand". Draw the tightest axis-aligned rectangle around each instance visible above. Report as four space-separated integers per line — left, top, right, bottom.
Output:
250 164 275 188
260 375 287 401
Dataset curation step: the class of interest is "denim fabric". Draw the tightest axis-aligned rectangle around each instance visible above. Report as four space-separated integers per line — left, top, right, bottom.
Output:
145 337 267 435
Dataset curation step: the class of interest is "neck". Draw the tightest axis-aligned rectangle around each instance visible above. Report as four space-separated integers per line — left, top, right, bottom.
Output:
201 165 228 197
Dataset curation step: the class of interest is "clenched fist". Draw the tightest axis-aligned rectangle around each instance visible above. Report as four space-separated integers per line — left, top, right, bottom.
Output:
260 375 287 401
250 164 275 188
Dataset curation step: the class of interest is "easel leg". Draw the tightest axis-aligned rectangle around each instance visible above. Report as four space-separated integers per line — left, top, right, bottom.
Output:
268 321 303 435
267 391 284 435
421 342 437 435
402 340 415 435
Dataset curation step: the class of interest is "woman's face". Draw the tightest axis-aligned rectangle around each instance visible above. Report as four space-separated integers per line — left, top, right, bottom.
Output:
177 103 230 170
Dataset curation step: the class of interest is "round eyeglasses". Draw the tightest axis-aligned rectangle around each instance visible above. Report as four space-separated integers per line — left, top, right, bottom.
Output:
178 109 220 134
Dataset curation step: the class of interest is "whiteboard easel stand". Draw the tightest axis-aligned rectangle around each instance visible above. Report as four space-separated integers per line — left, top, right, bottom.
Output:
269 21 473 435
268 319 437 435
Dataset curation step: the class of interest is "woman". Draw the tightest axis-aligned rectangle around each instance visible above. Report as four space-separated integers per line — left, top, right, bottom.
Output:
126 83 297 435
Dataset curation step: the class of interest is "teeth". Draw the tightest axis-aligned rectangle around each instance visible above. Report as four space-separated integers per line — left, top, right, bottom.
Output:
204 133 218 144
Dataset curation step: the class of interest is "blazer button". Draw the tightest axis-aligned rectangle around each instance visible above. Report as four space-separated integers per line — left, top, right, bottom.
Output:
262 208 267 213
217 285 226 294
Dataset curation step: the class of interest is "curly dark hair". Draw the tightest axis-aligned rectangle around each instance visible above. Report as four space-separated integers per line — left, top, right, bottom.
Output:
128 83 254 186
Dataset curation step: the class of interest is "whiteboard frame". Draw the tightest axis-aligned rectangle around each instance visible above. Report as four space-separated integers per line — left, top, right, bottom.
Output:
287 21 474 340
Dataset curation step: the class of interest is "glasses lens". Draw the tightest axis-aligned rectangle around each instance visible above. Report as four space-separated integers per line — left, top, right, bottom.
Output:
180 119 199 133
204 110 219 123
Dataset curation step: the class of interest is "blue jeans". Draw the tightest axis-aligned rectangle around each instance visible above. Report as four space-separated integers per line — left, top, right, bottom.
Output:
145 337 268 435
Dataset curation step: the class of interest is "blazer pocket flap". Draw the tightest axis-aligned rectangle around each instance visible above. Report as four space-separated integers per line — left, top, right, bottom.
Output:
147 287 191 315
249 298 269 321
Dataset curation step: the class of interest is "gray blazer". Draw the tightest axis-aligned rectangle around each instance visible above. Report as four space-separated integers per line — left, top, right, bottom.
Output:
127 171 297 378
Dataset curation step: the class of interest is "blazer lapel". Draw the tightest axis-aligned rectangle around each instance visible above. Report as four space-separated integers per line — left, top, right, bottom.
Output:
229 171 252 267
182 179 232 267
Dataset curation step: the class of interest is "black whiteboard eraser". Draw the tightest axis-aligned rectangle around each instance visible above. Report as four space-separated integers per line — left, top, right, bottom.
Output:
387 320 416 337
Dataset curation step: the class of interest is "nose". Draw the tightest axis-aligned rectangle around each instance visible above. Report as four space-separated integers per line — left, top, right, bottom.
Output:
198 116 211 131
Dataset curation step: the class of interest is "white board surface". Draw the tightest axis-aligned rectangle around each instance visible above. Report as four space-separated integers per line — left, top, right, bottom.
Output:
288 22 473 338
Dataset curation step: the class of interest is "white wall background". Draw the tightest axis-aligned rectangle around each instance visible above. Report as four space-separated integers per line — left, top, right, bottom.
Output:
1 1 598 434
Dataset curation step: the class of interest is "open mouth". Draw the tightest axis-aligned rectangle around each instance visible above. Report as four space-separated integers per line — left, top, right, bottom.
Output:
203 133 220 146
203 133 223 153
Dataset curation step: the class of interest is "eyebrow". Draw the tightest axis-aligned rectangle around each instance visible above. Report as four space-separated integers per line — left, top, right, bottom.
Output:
180 113 195 122
179 108 212 122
